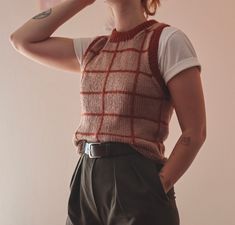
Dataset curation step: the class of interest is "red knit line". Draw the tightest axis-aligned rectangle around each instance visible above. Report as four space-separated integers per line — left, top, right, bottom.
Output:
147 24 171 138
90 49 99 54
80 90 163 100
83 35 107 61
101 48 148 53
130 31 148 145
148 23 171 99
81 112 169 126
81 52 93 87
81 39 106 82
95 42 120 141
83 69 152 77
81 36 108 79
109 19 157 42
75 132 160 143
76 131 131 138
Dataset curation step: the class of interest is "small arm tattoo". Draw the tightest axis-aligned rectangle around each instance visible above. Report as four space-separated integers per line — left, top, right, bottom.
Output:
32 8 52 19
179 136 191 145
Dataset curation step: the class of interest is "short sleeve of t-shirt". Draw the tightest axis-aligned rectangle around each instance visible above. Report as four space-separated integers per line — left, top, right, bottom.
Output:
73 37 96 66
158 26 201 84
73 26 201 85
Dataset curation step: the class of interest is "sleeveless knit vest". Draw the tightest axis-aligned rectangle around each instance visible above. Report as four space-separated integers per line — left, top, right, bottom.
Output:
73 19 174 165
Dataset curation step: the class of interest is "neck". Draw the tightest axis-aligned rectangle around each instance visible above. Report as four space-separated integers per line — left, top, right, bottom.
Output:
108 2 147 32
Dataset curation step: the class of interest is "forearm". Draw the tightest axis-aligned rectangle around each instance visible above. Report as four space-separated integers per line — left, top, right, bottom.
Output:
159 129 206 192
10 0 89 44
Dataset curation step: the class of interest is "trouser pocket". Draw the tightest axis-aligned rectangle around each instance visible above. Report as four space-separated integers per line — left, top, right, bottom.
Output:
129 154 176 203
154 163 176 202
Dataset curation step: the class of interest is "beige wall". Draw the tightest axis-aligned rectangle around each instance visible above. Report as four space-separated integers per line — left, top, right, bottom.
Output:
1 0 234 225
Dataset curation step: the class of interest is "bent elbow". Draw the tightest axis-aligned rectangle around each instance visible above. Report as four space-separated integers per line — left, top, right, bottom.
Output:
9 33 27 51
182 125 207 146
201 124 207 143
9 34 20 51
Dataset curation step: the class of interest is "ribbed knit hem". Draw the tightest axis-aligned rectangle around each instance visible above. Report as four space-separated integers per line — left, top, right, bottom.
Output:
109 19 158 42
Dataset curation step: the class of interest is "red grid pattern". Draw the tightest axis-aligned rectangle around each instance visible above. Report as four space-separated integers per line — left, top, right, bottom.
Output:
73 21 174 164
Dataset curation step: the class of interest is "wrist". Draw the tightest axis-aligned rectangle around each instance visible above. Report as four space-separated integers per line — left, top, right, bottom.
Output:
77 0 94 7
159 173 172 193
69 0 89 8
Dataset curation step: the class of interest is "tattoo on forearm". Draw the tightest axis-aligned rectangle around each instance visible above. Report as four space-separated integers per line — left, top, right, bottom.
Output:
32 8 52 19
179 136 191 145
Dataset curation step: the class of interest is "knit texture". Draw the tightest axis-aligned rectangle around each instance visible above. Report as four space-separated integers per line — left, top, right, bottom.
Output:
73 19 174 165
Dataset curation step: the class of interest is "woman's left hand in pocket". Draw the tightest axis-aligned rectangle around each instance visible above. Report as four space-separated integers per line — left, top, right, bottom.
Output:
159 173 170 194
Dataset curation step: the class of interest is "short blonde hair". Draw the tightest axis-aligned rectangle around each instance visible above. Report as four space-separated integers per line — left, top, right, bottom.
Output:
141 0 161 19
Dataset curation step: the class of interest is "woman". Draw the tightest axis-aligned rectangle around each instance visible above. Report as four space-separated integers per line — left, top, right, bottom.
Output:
10 0 207 225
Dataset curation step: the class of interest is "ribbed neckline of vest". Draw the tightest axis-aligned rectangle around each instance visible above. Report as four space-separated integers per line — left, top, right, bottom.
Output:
109 19 158 42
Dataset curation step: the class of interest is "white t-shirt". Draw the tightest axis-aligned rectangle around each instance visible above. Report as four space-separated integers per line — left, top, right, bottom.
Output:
73 26 201 84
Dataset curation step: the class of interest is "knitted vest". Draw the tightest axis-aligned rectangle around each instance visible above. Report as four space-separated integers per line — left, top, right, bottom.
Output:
73 19 174 165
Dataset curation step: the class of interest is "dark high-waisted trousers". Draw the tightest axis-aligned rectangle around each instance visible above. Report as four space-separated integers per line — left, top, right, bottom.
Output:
65 143 180 225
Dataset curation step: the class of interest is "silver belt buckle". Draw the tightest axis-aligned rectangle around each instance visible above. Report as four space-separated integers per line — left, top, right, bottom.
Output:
87 142 102 158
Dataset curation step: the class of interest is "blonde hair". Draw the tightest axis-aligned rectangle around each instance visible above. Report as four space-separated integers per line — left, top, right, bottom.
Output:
141 0 161 19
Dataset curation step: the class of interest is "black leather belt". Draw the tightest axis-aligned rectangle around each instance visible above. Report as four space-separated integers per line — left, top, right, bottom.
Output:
80 140 138 158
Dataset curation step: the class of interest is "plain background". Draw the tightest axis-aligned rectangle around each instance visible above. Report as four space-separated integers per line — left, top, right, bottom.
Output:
1 0 235 224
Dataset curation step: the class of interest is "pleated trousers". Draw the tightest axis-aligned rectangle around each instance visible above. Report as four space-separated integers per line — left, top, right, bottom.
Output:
65 144 180 225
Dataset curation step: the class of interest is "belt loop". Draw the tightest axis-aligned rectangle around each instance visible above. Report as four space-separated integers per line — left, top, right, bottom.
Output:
82 139 86 152
76 139 86 155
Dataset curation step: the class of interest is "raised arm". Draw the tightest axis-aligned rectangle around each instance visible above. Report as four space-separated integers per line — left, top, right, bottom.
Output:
9 0 95 73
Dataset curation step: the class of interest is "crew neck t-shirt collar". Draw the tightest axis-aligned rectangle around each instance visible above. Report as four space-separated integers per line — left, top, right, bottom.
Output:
109 19 158 42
